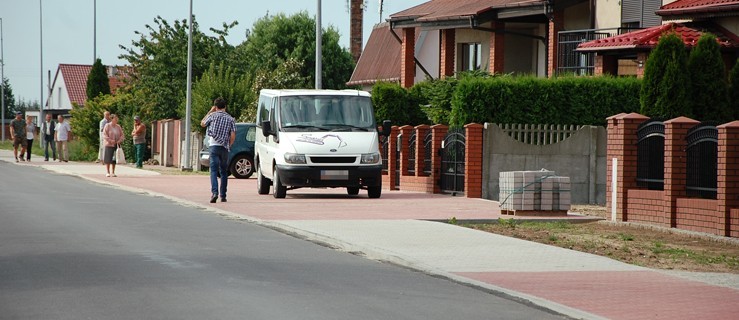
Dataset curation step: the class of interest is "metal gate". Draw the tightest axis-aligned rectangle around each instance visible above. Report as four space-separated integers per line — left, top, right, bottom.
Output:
440 128 465 194
686 123 718 199
636 120 665 190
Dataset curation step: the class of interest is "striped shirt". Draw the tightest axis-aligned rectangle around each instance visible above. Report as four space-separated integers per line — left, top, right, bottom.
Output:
204 110 236 151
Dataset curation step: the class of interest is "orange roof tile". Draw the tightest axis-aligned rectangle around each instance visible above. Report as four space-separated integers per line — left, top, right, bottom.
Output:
577 22 739 52
347 23 403 86
657 0 739 17
389 0 545 23
53 64 130 107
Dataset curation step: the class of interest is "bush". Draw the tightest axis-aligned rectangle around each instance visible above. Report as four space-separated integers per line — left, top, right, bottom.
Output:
688 34 730 122
729 59 739 120
448 75 641 127
371 82 427 126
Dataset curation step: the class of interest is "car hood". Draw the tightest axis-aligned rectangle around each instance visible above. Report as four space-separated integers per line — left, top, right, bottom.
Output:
281 132 379 154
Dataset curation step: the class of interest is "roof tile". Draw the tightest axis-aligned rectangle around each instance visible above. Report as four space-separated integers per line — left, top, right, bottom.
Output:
577 22 739 51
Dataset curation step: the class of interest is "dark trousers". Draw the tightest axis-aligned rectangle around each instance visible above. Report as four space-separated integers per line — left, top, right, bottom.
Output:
25 139 34 160
209 145 229 198
44 135 56 160
134 143 145 168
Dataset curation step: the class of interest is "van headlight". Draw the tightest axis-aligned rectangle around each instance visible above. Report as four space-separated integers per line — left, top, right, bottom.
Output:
361 152 381 164
284 153 306 164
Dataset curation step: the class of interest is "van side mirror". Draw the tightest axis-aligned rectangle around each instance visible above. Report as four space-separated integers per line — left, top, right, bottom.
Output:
261 120 272 136
381 120 392 136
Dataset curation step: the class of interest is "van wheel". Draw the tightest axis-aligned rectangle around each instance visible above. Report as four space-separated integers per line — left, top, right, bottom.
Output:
273 167 287 199
368 186 381 198
230 155 254 179
257 164 271 195
346 187 360 195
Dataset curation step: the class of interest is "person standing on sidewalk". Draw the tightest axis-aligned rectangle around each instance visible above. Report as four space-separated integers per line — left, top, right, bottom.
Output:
131 115 146 169
9 111 27 163
22 115 37 161
200 97 236 203
98 111 110 163
40 113 56 161
102 114 124 177
54 115 71 162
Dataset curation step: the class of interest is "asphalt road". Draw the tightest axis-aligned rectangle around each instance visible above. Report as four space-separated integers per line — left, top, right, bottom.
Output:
0 162 567 320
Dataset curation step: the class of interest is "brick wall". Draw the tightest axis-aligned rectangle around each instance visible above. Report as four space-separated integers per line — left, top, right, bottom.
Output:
465 123 484 198
489 22 505 74
440 29 455 79
626 190 665 225
400 27 415 88
609 114 739 238
547 11 564 77
676 198 720 234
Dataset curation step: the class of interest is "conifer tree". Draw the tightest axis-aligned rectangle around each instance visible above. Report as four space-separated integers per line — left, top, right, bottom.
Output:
640 32 692 119
729 59 739 120
688 34 730 122
87 58 111 100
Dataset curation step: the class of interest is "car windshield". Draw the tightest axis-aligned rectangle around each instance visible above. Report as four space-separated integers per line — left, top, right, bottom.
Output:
279 95 376 132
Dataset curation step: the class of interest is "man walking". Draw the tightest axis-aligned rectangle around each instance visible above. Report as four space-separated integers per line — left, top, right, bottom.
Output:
200 97 236 203
131 115 146 169
54 115 71 162
40 113 56 161
98 111 110 163
9 111 27 162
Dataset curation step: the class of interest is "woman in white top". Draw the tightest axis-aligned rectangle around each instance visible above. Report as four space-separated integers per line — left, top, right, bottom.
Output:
22 115 37 161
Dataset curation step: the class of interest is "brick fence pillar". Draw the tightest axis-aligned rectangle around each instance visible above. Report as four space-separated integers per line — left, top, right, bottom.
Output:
664 117 699 228
717 121 739 237
465 123 484 198
440 29 455 79
430 124 448 194
414 125 430 177
387 126 399 190
398 125 413 176
400 27 416 88
606 113 649 221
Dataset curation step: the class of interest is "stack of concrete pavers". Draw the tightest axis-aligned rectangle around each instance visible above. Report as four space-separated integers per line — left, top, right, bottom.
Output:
500 170 570 212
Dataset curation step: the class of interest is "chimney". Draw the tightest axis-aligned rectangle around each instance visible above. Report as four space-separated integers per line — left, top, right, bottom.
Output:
350 0 363 63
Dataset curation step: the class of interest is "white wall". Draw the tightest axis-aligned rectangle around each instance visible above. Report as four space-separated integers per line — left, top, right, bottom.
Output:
415 30 440 83
47 72 72 111
595 0 622 29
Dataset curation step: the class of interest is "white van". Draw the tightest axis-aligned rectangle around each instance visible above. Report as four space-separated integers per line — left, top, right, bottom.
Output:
255 89 390 198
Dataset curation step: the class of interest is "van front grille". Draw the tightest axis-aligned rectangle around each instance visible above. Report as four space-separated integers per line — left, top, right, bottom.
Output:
310 157 357 164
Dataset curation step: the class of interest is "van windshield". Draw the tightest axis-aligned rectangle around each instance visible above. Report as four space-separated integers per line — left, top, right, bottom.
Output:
279 95 376 132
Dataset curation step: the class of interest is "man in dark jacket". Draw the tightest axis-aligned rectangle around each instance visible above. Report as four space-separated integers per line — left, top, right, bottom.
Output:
40 113 56 161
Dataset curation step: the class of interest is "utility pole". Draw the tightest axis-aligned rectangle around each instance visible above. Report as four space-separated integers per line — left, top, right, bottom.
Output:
1 17 5 142
183 0 193 171
39 0 44 124
315 0 322 89
93 0 96 61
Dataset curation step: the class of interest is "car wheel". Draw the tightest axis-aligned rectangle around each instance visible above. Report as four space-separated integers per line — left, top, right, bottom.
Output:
368 186 381 198
257 163 271 195
230 155 254 179
273 166 287 199
346 187 360 195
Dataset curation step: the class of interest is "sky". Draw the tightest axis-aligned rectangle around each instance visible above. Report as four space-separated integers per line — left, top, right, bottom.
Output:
0 0 426 105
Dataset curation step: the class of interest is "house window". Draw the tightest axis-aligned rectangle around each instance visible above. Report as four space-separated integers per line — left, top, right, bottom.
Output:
621 0 662 28
460 43 482 71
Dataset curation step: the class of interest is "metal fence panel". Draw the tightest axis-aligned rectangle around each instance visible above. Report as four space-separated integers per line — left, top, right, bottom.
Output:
636 120 665 190
686 123 718 199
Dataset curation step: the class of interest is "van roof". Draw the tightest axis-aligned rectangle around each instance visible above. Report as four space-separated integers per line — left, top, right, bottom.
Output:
259 89 370 97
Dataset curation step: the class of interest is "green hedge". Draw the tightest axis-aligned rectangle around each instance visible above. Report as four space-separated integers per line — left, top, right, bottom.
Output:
449 75 642 127
371 82 427 126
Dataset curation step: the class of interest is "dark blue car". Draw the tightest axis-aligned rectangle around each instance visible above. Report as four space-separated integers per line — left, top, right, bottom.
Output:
200 123 256 179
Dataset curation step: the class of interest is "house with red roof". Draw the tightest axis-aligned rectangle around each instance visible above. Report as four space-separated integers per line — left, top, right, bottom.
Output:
27 64 130 122
349 0 739 88
576 0 739 77
349 0 629 88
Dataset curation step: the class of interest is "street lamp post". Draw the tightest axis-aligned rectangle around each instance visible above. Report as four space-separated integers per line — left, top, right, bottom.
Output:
183 0 193 171
315 0 322 89
1 17 5 142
